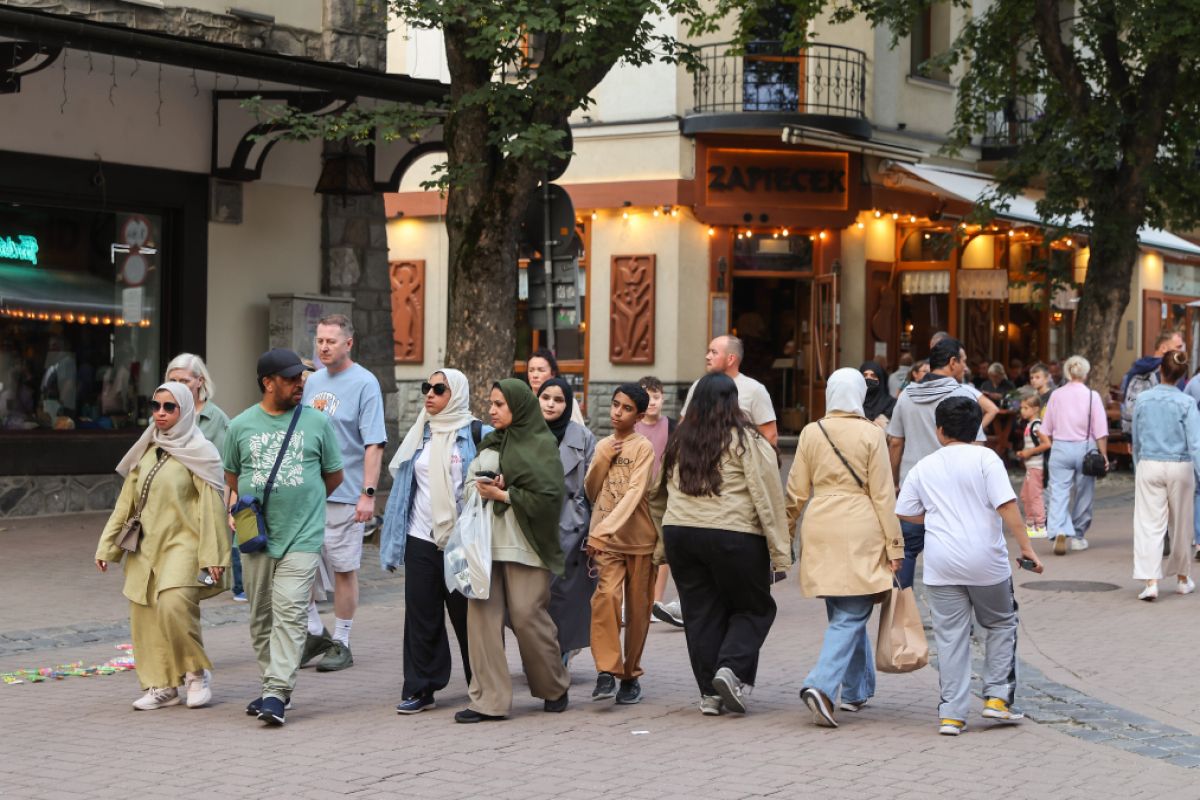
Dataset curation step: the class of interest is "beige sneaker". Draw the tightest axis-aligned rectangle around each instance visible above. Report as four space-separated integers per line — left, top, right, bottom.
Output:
185 670 212 708
132 686 181 710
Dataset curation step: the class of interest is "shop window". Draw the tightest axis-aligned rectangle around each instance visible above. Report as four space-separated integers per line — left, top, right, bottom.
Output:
900 229 954 262
733 232 814 274
0 203 162 433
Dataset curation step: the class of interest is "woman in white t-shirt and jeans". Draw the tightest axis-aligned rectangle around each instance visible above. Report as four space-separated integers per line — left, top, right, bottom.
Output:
896 396 1042 736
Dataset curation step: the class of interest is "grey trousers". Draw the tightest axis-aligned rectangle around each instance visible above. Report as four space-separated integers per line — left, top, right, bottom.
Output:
926 579 1018 722
243 550 321 701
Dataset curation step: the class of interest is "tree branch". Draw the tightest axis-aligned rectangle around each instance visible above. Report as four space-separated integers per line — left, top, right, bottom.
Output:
1094 3 1133 117
1031 0 1091 118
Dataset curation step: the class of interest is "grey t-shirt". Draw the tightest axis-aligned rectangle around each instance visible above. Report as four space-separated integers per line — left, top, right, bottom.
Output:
682 372 776 425
886 376 985 482
303 362 387 505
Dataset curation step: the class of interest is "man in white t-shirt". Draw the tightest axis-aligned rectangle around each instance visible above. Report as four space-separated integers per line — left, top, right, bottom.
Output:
681 335 778 446
896 395 1041 737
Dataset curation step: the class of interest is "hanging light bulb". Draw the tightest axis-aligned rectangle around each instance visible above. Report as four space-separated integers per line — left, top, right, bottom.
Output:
818 231 827 240
781 228 789 237
652 208 660 217
856 221 865 230
622 210 629 220
590 211 597 220
670 207 679 218
873 209 882 219
707 226 715 237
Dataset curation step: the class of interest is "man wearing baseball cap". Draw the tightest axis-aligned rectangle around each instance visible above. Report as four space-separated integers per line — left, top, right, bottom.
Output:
222 348 344 726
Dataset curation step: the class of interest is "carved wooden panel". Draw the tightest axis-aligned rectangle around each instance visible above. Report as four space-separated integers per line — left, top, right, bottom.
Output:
609 254 655 364
390 259 425 363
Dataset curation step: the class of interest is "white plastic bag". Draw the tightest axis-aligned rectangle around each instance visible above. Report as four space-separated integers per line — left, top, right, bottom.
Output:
443 490 493 600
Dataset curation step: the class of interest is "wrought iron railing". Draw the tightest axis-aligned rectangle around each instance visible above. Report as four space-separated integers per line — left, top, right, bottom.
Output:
692 40 867 118
982 95 1040 151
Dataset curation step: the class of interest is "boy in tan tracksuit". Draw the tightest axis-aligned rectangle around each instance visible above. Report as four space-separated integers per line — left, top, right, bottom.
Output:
585 383 657 705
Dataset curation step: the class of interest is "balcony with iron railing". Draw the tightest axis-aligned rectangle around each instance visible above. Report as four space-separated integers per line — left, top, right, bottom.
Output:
981 96 1040 160
685 40 870 139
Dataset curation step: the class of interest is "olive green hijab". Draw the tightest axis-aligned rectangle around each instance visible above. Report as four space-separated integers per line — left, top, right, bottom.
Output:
479 378 566 576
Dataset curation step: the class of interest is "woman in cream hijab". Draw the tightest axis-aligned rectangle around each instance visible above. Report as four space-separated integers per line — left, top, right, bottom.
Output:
381 368 486 715
95 382 230 711
785 368 904 729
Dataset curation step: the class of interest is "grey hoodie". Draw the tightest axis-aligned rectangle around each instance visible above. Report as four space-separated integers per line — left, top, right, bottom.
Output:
886 375 985 482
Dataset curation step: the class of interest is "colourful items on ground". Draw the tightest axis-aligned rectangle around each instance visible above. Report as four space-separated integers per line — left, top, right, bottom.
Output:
1 645 136 684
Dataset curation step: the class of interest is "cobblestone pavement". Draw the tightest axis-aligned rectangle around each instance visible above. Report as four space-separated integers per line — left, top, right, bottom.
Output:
2 475 1199 799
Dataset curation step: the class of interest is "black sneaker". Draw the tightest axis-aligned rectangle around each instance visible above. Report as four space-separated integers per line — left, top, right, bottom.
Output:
396 695 436 714
245 696 292 716
257 696 286 726
454 708 505 723
299 628 334 668
615 679 642 705
592 672 617 701
544 690 569 713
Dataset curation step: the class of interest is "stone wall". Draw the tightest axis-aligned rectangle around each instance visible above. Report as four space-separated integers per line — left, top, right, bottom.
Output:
6 0 324 59
0 475 122 518
585 381 691 437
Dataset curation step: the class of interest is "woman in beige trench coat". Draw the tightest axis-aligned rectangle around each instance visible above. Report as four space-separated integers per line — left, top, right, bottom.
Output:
785 368 904 729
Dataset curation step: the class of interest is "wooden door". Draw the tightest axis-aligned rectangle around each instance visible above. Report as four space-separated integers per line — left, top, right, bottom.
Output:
809 271 839 421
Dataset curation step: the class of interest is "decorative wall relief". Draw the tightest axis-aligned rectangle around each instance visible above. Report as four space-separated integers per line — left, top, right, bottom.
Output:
389 259 425 363
609 254 655 364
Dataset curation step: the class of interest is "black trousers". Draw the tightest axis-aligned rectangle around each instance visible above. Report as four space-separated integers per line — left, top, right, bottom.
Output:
662 525 777 695
402 535 471 699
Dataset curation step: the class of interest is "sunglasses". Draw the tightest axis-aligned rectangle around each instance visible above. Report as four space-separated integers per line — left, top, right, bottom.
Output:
149 400 178 413
421 382 449 396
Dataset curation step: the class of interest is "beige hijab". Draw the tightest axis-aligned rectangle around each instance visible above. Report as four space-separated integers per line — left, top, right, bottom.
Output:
116 382 225 492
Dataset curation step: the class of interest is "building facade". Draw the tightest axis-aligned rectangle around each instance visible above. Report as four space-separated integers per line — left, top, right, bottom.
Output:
383 7 1200 435
0 1 440 516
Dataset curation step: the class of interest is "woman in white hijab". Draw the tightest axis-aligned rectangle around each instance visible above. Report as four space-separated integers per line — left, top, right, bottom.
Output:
381 368 487 714
784 368 904 729
95 382 230 711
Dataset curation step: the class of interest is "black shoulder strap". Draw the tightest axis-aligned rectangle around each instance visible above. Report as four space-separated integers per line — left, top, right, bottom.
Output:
263 405 303 517
471 418 483 447
816 419 865 489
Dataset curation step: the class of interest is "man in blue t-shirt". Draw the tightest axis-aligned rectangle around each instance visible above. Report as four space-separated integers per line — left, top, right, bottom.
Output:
298 314 388 672
223 348 343 725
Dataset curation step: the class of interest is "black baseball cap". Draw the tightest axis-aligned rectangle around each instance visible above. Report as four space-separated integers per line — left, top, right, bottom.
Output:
256 348 314 380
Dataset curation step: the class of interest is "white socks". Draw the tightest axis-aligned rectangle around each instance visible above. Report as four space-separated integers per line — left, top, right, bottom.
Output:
306 602 324 636
333 618 353 647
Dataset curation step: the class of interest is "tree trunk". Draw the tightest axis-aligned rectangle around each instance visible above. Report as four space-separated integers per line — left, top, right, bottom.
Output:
1073 205 1142 393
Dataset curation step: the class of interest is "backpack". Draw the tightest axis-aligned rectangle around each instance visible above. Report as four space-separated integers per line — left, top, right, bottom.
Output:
471 419 483 447
1121 370 1159 434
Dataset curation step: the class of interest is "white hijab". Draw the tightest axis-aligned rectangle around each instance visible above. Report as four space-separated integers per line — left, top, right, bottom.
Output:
116 382 226 492
389 369 477 544
826 368 867 417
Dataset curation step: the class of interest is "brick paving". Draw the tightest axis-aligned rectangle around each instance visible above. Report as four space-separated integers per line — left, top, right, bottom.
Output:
1 476 1198 798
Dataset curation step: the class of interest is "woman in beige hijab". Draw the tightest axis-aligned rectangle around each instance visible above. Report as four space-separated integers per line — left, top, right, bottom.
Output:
96 382 230 711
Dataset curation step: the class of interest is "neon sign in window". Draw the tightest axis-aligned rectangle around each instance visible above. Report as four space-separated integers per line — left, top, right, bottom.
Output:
0 234 38 265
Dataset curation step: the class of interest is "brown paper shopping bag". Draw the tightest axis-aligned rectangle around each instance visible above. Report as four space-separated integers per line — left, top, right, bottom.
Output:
875 580 929 673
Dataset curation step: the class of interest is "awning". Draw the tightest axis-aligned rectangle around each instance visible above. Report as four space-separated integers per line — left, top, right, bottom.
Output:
781 124 925 163
890 163 1200 258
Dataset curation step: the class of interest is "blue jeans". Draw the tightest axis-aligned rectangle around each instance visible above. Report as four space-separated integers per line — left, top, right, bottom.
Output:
898 519 925 589
803 595 876 705
231 535 244 595
1046 440 1096 539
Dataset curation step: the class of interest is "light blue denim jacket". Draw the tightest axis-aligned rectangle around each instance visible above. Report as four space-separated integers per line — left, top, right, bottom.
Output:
379 422 490 571
1131 384 1200 481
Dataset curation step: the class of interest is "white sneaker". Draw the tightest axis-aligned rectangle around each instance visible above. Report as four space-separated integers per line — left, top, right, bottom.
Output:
1035 526 1048 538
185 670 212 708
1069 537 1089 551
132 686 181 710
699 695 722 716
1138 584 1158 601
651 600 684 628
1177 578 1195 596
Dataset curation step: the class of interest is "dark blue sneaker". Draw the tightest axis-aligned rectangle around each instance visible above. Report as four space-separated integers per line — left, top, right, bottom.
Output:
245 696 292 716
257 696 286 726
396 695 436 715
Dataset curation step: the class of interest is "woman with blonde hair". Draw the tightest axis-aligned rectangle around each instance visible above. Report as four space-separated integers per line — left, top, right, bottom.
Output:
1041 355 1109 555
165 353 229 450
1131 350 1200 600
95 382 230 710
786 368 903 728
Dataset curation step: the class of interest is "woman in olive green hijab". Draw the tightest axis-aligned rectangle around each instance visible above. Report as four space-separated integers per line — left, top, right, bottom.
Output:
454 379 572 723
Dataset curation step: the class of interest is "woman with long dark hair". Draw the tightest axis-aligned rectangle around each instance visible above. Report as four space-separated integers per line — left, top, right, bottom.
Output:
652 373 791 716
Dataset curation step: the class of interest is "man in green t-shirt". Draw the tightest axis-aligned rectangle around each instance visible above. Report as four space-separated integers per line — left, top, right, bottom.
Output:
223 348 343 726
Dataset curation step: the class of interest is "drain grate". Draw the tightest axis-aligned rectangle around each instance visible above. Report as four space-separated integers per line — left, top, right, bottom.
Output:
1020 580 1120 592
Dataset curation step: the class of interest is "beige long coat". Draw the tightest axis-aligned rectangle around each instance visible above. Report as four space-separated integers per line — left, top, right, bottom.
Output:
785 411 904 598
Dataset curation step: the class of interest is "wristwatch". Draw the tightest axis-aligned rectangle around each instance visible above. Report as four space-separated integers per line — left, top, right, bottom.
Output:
361 486 376 498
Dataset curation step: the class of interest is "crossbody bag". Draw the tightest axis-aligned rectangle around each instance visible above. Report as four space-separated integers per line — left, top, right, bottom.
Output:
116 449 171 553
816 419 866 489
230 405 303 554
1082 393 1108 479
